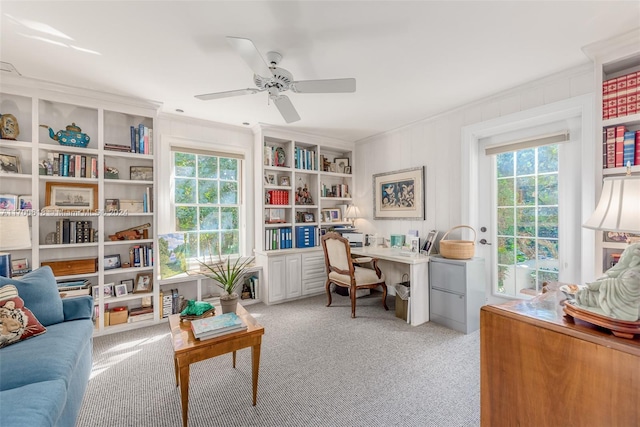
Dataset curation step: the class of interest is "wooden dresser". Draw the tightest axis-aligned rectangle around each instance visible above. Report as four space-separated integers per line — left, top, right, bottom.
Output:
480 292 640 427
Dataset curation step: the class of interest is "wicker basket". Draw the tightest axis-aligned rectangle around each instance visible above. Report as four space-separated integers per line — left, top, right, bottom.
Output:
439 225 476 259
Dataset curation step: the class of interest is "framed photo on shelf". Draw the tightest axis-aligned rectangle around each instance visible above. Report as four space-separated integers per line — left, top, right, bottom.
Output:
344 166 352 174
130 166 153 181
0 194 18 210
18 195 32 210
321 209 331 223
278 176 290 186
105 198 119 212
334 157 349 174
45 182 98 211
304 212 315 222
104 254 121 270
422 229 438 255
11 258 29 275
373 166 425 220
0 153 21 174
266 173 276 185
103 283 114 298
134 272 153 293
114 283 128 297
329 209 342 222
121 278 135 293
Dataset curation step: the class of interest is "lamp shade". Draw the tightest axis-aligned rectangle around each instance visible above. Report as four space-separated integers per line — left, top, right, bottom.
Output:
344 204 361 220
583 175 640 233
0 215 32 250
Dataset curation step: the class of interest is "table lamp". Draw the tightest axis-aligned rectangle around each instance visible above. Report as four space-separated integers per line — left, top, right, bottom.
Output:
0 215 32 277
344 204 361 227
583 174 640 235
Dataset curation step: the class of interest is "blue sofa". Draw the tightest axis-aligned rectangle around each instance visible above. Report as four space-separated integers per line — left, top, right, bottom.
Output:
0 266 94 426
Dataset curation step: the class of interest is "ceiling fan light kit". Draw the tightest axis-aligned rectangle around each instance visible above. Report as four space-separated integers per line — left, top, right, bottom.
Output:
195 37 356 123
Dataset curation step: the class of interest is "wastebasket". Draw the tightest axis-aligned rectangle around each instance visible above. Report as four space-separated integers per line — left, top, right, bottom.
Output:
395 274 410 321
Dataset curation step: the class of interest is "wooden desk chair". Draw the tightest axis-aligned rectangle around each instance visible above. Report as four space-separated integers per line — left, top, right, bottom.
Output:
320 232 389 318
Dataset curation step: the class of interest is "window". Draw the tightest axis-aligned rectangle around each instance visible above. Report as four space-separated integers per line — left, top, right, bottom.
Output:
172 150 242 260
495 145 559 296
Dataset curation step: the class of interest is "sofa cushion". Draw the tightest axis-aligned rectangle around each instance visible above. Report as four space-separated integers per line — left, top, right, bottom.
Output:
0 285 47 348
0 379 67 426
0 266 64 326
0 318 93 391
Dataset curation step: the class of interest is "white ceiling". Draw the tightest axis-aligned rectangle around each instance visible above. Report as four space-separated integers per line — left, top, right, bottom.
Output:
1 1 639 142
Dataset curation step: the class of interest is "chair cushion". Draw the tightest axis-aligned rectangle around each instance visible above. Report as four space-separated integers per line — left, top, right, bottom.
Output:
0 285 47 348
329 266 385 286
0 266 64 326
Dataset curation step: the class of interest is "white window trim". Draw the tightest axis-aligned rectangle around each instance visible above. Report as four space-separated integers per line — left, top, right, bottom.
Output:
461 94 595 304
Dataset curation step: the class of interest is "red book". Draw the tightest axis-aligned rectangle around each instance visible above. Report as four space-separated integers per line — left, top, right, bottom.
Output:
635 131 640 167
605 127 616 169
615 126 626 167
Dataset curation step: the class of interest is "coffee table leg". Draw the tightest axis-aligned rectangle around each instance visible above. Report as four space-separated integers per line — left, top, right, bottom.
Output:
174 356 179 386
179 364 190 427
233 350 236 368
251 343 261 406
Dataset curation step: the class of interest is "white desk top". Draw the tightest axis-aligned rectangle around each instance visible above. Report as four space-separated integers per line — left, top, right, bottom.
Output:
350 247 430 265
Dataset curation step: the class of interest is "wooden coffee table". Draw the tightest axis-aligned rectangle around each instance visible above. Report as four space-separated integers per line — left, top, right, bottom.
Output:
168 304 264 427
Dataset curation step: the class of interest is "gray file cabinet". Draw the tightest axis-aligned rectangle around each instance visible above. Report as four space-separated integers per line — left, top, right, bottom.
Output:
429 255 486 333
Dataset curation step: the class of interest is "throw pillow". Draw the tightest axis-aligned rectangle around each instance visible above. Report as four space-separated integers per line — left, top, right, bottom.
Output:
0 285 47 348
0 266 63 326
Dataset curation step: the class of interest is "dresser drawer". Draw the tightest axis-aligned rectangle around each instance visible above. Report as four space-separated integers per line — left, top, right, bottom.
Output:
430 261 465 294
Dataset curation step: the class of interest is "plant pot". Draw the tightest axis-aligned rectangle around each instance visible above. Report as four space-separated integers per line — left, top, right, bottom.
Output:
220 294 239 314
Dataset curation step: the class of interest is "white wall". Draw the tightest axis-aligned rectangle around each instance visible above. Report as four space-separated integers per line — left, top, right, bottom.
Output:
155 114 256 256
353 63 595 295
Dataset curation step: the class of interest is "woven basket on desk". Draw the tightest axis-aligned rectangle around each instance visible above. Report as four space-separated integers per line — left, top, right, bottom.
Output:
439 225 476 260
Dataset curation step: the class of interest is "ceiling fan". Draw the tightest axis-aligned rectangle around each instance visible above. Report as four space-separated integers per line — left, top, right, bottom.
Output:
195 37 356 123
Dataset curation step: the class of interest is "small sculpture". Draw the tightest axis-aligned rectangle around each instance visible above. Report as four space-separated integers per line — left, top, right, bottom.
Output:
0 114 19 140
575 243 640 321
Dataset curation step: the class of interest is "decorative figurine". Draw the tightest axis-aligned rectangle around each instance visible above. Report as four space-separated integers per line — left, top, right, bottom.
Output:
0 113 19 140
39 123 90 147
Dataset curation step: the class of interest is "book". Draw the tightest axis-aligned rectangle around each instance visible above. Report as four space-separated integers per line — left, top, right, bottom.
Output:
190 312 247 340
623 131 635 166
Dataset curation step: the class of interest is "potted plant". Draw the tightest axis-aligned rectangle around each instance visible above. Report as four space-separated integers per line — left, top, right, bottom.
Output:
195 254 255 313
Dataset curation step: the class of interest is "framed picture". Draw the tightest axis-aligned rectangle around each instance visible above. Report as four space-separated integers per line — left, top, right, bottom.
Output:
304 212 315 222
104 254 121 270
603 231 640 243
18 195 32 210
321 209 332 223
278 176 290 186
114 283 128 297
119 199 144 213
130 166 153 181
373 166 425 220
329 209 342 222
121 278 135 293
11 258 29 275
344 166 352 174
45 182 98 211
0 194 18 210
134 272 153 293
91 285 99 300
422 229 438 255
105 198 119 212
334 157 349 174
0 153 20 174
103 283 114 298
266 173 276 185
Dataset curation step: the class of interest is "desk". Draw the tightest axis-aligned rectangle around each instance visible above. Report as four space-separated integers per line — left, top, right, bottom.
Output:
350 247 430 326
169 304 265 427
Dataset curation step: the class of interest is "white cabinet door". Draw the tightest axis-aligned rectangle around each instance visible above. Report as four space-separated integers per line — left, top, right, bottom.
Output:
285 254 302 299
268 255 286 303
302 252 326 295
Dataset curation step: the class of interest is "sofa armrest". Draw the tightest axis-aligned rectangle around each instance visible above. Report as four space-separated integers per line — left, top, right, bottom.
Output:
62 296 94 321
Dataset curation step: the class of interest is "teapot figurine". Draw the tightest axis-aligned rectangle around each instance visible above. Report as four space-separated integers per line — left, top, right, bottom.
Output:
39 123 90 147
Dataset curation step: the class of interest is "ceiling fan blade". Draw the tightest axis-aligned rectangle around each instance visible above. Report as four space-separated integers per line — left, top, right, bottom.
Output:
273 95 301 123
226 36 273 77
195 88 261 101
292 78 356 93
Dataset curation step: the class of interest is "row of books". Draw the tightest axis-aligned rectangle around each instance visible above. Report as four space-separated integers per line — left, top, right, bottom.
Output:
320 183 349 198
265 227 292 250
603 70 639 120
57 279 92 298
54 219 96 244
602 126 640 168
191 312 247 340
241 275 259 300
128 245 154 268
130 124 153 154
266 189 289 205
42 153 98 178
294 146 316 170
160 288 183 318
128 306 154 323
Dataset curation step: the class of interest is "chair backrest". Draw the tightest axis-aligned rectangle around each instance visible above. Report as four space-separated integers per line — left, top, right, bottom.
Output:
321 232 354 275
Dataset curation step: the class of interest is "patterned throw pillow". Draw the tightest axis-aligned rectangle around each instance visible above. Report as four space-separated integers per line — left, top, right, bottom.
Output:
0 285 47 348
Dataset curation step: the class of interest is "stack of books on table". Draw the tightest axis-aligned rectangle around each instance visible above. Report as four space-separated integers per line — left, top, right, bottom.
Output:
128 306 154 323
190 312 247 340
57 279 91 298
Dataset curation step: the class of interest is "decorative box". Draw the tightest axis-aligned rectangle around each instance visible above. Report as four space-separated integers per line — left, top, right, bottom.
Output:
109 308 128 325
41 257 98 276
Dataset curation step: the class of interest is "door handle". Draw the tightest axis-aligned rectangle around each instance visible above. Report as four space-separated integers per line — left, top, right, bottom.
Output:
479 239 492 245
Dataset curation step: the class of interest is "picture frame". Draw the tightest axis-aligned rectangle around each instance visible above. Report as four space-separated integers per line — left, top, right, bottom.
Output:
105 198 119 212
321 209 332 223
266 173 276 185
329 209 342 222
114 283 128 297
0 153 21 174
45 182 98 211
344 166 352 174
121 278 135 293
422 229 438 255
18 195 32 210
104 254 121 270
304 212 315 222
334 157 349 174
103 283 114 298
134 272 153 293
130 166 153 181
91 285 99 300
11 257 29 275
373 166 425 220
119 199 144 213
278 176 290 186
0 194 18 210
603 231 640 243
